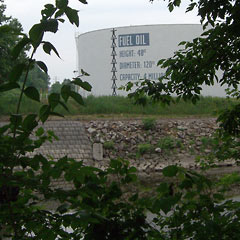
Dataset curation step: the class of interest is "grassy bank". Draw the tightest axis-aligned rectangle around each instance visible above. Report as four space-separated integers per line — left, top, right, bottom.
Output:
0 91 238 117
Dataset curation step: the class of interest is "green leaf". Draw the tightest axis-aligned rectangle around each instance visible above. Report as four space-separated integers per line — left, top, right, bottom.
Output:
0 124 10 135
126 82 133 91
36 61 48 74
41 4 56 18
57 18 65 23
10 114 22 127
129 193 138 202
39 105 51 123
157 59 165 66
156 182 169 194
36 127 44 136
9 64 26 82
55 9 65 18
12 37 31 60
168 4 174 12
24 86 40 102
22 114 38 131
178 41 186 46
128 166 137 173
56 0 69 9
213 193 225 201
72 78 92 91
29 23 43 46
152 195 180 214
162 165 179 177
186 3 197 13
57 203 69 214
61 84 71 102
42 41 61 58
42 19 59 33
47 130 59 141
0 82 20 92
174 0 181 7
51 168 62 179
69 91 84 105
48 93 60 109
65 7 79 27
78 0 88 4
80 69 90 76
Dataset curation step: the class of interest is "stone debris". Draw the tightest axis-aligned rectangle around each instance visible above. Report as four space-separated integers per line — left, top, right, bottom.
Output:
84 118 238 171
1 118 238 192
155 148 162 153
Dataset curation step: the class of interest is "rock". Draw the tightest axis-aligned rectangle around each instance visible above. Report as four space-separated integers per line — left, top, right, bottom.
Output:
87 127 96 134
177 126 187 130
93 143 103 161
204 149 212 154
130 139 136 145
102 128 107 134
84 119 220 171
196 141 202 146
177 132 185 138
155 147 162 153
137 134 145 142
147 135 153 142
103 122 109 128
118 141 125 151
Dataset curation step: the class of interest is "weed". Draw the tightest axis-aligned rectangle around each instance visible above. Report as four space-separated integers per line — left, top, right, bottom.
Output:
189 140 195 145
176 139 184 149
142 118 156 130
157 136 176 150
127 153 136 159
188 146 195 155
103 141 115 150
201 136 215 147
200 136 216 152
137 143 153 156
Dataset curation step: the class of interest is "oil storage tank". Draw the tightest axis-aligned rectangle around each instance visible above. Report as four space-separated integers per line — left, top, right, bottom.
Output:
75 24 226 97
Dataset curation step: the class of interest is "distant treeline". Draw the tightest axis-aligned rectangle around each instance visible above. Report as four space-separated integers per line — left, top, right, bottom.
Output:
0 93 238 117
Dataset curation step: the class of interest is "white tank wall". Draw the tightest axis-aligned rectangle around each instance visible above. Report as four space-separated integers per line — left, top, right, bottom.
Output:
76 24 226 97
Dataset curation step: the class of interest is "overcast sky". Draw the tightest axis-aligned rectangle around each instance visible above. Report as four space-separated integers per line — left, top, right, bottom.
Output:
4 0 200 84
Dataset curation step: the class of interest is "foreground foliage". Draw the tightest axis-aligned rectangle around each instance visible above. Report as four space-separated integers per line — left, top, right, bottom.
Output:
0 0 240 239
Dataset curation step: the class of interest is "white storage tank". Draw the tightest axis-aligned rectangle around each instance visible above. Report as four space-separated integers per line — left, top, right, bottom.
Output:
76 24 226 97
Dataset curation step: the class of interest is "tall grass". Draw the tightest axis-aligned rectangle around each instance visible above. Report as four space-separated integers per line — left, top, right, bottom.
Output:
0 90 41 115
0 91 238 117
64 95 237 117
